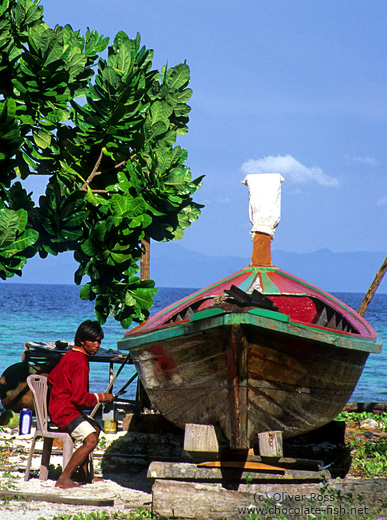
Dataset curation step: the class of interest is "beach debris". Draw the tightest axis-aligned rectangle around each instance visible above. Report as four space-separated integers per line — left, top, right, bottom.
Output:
360 418 384 430
0 410 19 429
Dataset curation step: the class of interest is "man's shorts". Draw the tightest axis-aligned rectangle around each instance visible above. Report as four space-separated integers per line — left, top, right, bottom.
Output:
65 416 99 443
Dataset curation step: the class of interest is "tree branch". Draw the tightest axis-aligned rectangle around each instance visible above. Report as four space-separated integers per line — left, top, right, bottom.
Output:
81 149 104 191
80 160 128 191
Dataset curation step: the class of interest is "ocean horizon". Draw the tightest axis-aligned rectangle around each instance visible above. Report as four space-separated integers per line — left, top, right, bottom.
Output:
0 284 385 405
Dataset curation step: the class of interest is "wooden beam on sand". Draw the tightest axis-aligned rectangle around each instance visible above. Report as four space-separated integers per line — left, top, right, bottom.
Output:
0 489 114 506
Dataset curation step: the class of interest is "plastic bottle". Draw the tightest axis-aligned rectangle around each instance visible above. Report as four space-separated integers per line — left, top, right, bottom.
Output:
102 403 117 434
19 408 32 435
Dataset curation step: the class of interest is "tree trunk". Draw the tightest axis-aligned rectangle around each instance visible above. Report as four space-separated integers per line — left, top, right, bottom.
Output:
140 231 150 281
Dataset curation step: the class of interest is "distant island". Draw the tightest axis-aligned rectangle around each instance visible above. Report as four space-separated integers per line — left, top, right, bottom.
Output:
4 242 386 295
151 243 387 294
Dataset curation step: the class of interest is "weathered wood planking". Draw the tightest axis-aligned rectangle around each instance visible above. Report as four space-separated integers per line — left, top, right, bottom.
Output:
119 265 381 450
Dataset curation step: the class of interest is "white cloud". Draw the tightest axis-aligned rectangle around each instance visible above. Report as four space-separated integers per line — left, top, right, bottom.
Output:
378 196 387 206
345 154 378 166
240 154 339 187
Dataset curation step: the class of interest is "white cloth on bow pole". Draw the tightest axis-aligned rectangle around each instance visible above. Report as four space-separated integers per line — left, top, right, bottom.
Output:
241 173 285 238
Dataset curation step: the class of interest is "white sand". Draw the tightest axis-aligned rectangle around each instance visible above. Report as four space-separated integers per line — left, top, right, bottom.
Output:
0 477 151 520
0 426 182 520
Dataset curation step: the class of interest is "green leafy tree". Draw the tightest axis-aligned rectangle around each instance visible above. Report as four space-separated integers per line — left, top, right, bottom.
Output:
0 0 203 328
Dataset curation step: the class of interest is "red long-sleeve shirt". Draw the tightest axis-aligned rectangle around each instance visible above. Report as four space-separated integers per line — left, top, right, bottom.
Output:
48 347 100 431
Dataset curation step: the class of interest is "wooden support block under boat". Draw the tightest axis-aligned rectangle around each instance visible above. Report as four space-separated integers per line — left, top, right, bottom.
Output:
122 412 182 434
183 423 220 454
197 460 285 474
258 430 283 458
148 461 329 482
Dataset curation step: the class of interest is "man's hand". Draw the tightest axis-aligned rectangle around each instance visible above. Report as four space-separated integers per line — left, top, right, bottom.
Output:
103 393 114 403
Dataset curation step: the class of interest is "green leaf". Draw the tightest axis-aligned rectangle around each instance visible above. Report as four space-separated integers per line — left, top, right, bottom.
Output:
128 213 152 229
85 187 107 206
125 291 136 306
146 121 167 143
85 28 109 56
114 41 132 77
67 51 87 75
150 101 168 125
110 194 146 217
16 209 28 233
23 2 44 27
43 32 65 67
80 284 92 300
165 64 190 90
33 128 52 149
0 97 16 121
0 209 19 249
101 66 119 88
59 228 83 241
113 31 131 52
21 152 38 169
175 88 193 103
131 288 155 309
120 317 132 329
110 193 130 216
0 1 9 17
111 247 133 261
130 197 146 216
2 228 39 256
81 238 101 257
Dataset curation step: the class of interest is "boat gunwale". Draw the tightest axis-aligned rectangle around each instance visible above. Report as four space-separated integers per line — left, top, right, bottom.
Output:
125 265 378 340
118 310 382 354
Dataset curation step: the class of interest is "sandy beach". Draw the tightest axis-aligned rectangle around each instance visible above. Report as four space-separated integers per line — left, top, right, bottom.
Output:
0 423 183 520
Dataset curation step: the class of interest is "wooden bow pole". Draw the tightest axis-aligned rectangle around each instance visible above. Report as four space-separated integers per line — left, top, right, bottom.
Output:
358 255 387 316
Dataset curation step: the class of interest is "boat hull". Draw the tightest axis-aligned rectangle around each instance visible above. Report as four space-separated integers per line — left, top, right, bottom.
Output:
124 310 371 448
119 266 382 449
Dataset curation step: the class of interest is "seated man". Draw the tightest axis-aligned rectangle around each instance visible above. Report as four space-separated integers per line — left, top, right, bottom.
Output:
48 320 114 488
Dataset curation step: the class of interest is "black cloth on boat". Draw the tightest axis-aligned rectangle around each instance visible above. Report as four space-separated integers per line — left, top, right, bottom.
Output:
224 285 279 311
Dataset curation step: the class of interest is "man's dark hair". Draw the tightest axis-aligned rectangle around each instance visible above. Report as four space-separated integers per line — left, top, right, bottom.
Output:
74 320 104 346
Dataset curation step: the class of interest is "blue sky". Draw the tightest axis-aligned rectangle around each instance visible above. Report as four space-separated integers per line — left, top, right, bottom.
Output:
23 1 387 278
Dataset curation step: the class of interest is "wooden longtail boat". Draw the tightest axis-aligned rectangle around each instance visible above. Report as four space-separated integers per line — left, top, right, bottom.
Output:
118 175 382 449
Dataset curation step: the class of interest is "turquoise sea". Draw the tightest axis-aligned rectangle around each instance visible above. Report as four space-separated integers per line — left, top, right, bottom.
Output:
0 285 386 403
0 285 196 402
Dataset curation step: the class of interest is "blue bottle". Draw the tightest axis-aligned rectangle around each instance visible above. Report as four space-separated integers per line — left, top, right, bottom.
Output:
19 408 32 435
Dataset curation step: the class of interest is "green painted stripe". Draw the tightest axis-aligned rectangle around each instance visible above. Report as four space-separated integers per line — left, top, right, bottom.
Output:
248 308 290 323
190 308 226 322
238 273 258 292
260 271 282 294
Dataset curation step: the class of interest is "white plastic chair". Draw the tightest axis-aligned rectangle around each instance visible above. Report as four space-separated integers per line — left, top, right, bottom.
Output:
24 374 74 481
